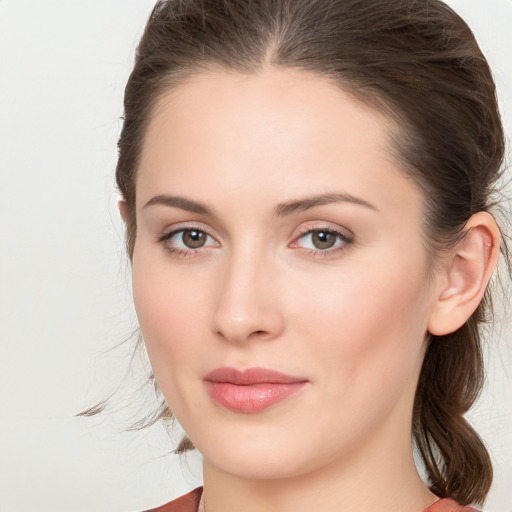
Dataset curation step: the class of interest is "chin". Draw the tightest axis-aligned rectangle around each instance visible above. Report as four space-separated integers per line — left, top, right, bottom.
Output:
194 425 343 482
207 450 310 481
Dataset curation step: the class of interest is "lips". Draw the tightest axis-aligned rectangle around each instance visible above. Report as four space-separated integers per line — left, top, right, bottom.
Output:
203 367 309 413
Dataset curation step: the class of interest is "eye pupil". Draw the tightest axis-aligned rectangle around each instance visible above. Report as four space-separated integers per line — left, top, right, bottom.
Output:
312 231 336 249
183 229 206 248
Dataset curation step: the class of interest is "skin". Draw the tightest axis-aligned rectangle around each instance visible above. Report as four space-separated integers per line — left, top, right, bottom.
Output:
128 67 499 512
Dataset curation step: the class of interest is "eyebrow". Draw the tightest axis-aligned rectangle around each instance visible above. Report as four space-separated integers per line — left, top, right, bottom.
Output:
143 192 378 216
275 192 378 216
144 195 213 215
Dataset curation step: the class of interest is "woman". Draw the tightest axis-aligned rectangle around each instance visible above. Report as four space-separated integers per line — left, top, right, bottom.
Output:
112 0 509 510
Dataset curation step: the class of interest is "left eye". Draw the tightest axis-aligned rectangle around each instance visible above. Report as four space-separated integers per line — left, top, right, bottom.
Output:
296 229 350 251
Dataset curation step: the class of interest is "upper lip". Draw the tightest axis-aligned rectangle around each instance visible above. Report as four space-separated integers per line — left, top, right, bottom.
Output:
204 367 308 385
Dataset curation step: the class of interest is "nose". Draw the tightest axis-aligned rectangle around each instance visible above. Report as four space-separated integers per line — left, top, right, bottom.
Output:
210 247 285 344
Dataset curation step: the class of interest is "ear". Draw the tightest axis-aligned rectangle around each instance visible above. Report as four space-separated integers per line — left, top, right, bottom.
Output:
118 200 128 222
427 212 500 336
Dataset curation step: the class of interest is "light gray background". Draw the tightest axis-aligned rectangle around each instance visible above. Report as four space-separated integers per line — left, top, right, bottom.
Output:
0 1 510 511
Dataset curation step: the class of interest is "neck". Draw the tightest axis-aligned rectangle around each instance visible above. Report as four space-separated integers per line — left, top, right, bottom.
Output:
200 431 438 512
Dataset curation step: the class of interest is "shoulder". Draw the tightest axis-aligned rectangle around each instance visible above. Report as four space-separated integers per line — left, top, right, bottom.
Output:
143 487 203 512
424 498 480 512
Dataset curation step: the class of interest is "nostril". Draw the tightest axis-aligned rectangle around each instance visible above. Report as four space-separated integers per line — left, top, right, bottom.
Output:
247 329 271 341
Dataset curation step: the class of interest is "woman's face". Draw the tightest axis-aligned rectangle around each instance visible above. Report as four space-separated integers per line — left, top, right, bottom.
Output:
132 68 440 480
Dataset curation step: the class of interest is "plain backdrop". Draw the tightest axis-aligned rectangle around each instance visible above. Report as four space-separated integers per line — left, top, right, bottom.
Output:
0 1 511 511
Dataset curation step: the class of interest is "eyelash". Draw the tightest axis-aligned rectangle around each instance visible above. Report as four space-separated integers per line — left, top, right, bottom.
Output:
157 226 354 259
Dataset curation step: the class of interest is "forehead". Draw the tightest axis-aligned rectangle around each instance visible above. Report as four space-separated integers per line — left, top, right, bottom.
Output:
137 67 421 218
141 67 392 163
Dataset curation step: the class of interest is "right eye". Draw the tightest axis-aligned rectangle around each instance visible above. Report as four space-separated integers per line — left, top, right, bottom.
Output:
158 228 219 256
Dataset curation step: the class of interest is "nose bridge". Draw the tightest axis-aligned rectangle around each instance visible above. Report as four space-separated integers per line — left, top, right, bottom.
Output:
211 239 283 343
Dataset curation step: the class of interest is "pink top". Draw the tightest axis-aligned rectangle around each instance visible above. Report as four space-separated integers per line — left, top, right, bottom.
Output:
144 487 480 512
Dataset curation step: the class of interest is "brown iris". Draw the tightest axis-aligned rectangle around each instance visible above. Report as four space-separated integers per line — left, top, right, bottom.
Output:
182 229 207 248
311 230 337 249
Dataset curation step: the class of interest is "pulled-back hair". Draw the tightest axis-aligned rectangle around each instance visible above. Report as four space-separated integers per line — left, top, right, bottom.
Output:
114 0 508 505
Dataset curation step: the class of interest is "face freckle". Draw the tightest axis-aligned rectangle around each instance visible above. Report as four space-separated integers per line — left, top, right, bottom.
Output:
132 66 437 481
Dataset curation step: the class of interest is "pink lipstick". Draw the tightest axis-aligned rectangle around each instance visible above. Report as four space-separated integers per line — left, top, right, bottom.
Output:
203 367 308 413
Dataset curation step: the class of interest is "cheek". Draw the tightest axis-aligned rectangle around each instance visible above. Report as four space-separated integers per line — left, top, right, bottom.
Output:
131 250 205 385
290 251 431 393
132 237 207 327
132 263 215 423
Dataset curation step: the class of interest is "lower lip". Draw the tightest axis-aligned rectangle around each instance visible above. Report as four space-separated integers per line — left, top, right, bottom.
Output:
204 381 308 413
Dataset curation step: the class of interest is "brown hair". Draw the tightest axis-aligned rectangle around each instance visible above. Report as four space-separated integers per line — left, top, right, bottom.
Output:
112 0 508 505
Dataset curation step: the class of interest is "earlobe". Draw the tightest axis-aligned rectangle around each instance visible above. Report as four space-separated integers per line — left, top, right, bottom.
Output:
427 212 500 336
118 200 128 222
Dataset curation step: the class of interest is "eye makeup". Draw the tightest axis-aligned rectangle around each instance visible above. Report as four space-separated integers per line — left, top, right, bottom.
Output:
156 223 355 261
